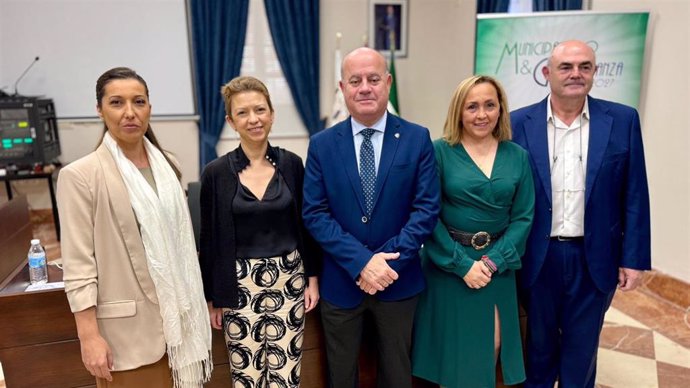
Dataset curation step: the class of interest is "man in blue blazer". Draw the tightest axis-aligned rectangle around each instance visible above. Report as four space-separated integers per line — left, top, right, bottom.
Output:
303 47 439 388
511 40 651 388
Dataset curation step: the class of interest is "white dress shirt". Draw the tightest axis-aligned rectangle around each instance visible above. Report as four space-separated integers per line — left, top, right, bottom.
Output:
351 111 387 174
547 96 590 237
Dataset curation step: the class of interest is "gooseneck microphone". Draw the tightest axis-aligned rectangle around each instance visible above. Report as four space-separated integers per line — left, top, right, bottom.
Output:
13 56 40 96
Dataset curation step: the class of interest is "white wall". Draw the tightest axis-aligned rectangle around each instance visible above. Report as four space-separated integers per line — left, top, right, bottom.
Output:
592 0 690 282
0 0 194 118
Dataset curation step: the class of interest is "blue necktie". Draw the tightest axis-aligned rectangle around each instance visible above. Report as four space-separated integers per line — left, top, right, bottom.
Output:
360 128 376 215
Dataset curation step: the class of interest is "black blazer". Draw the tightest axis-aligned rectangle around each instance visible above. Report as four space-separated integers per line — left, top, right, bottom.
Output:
199 144 322 308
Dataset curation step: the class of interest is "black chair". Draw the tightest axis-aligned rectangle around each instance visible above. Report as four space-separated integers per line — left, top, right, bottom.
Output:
187 181 201 251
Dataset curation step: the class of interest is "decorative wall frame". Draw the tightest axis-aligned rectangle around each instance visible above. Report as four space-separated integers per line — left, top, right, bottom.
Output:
369 0 408 58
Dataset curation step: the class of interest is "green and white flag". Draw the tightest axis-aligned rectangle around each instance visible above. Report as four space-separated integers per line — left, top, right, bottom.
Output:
388 47 399 115
329 34 349 127
388 31 399 115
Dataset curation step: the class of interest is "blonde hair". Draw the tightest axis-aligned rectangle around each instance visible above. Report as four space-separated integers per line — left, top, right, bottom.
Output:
442 75 512 145
220 76 274 118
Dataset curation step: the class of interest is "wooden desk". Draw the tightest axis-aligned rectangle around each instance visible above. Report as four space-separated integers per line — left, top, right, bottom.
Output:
0 169 60 240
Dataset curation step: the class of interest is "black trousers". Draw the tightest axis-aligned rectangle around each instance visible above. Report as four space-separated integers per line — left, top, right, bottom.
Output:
320 295 419 388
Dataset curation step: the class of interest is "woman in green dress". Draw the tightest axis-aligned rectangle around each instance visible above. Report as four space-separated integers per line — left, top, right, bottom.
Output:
412 75 534 388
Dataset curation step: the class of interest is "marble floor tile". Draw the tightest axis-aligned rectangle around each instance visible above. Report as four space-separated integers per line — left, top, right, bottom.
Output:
612 289 690 349
600 323 656 359
643 271 690 310
605 307 650 329
597 348 659 388
656 361 690 388
653 332 690 369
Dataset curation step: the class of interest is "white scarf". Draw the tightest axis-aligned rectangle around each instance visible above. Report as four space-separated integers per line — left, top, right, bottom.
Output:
103 132 212 387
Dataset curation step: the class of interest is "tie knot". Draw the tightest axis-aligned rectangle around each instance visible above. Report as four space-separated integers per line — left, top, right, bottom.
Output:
361 128 375 140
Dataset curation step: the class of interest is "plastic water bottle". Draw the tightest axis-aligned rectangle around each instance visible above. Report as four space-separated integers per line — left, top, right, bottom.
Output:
28 239 48 285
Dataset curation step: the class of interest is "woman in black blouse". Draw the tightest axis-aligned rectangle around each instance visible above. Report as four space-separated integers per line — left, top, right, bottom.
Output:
199 76 321 387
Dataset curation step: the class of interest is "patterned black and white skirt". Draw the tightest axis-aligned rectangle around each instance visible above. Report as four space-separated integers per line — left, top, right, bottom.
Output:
222 250 306 388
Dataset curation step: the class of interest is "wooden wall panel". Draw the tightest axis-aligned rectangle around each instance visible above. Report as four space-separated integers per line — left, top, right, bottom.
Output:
0 195 33 289
0 340 93 388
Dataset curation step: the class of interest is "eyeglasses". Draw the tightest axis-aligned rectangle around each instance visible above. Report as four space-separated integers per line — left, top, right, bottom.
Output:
550 115 585 193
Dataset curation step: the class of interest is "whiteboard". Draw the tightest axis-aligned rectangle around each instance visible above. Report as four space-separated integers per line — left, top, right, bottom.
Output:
0 0 195 118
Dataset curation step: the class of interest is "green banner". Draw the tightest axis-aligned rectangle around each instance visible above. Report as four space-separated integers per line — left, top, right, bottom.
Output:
475 11 649 110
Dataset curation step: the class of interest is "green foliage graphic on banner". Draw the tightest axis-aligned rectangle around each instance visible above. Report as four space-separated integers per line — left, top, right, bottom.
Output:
475 11 649 110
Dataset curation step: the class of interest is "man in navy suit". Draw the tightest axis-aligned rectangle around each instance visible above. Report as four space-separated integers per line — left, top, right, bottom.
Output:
303 47 439 388
511 40 651 388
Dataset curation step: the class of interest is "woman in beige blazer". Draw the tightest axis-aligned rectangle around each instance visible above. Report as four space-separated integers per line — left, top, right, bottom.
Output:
57 67 212 388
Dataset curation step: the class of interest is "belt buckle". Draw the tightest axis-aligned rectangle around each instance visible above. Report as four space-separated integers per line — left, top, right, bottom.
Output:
471 231 491 250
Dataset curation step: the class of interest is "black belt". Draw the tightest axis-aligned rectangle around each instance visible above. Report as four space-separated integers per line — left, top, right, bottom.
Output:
448 227 504 250
551 236 584 241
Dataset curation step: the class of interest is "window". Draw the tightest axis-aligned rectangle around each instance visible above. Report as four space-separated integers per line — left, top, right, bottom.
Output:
508 0 533 13
219 0 307 141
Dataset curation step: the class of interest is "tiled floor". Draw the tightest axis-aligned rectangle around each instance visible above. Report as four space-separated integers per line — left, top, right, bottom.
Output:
595 271 690 388
597 306 690 387
1 212 688 387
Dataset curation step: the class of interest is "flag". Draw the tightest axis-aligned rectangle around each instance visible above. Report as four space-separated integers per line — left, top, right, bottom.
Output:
388 51 399 115
387 30 399 115
328 33 349 127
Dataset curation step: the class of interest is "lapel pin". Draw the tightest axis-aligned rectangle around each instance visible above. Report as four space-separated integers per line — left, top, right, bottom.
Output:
394 133 400 138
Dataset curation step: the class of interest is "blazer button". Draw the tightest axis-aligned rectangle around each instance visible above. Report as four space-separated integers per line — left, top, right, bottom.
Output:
545 234 550 240
361 216 368 223
548 207 552 212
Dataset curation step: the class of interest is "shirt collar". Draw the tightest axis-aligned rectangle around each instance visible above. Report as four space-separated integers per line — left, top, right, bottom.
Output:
547 95 590 125
231 142 279 172
351 111 388 137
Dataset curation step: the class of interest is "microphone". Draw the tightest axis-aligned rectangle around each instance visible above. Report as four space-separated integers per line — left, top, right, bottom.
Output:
13 56 40 96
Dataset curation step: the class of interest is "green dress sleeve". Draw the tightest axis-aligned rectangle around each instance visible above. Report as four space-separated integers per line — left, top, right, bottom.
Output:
483 149 535 273
423 219 477 278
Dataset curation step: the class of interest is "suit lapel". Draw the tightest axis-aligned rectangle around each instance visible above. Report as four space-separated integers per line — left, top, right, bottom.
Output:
524 100 552 204
585 97 613 205
96 145 159 304
335 119 368 213
372 114 401 209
